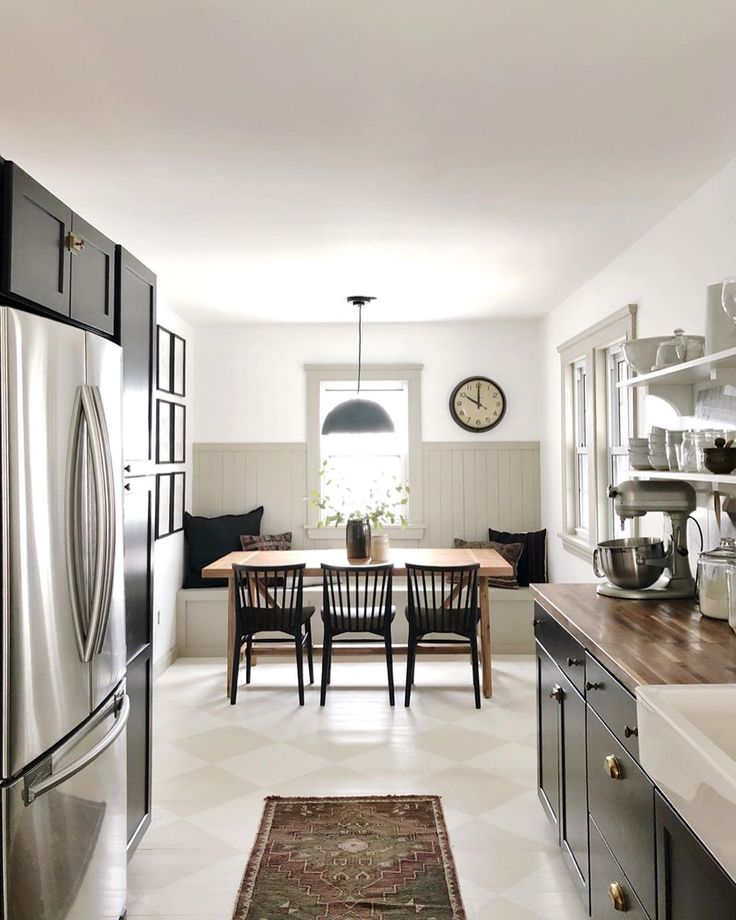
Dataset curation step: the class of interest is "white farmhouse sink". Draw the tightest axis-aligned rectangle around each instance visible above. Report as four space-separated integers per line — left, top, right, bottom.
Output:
636 684 736 883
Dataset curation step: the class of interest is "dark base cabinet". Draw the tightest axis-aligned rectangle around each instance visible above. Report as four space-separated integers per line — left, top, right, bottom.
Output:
655 792 736 919
126 647 153 852
589 817 649 920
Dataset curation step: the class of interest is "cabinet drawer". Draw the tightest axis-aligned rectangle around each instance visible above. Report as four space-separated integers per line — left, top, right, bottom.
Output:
588 710 656 918
590 816 650 920
585 654 639 759
533 604 586 694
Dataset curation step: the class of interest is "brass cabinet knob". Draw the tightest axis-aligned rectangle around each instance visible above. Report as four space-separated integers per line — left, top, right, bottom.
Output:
623 725 638 739
66 232 86 254
549 684 564 702
566 657 583 666
605 754 623 780
608 881 627 911
586 681 603 691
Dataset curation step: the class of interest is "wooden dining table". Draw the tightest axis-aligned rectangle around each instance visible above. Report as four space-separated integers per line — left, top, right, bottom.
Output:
202 546 513 699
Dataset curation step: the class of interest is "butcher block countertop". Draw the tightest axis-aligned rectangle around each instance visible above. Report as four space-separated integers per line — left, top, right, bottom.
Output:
531 583 736 694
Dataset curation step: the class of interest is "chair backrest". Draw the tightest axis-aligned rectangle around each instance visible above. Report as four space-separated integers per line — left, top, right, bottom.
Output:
232 563 306 632
405 562 479 634
321 563 393 632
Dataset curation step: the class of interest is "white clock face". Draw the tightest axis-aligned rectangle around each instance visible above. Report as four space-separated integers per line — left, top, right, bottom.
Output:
451 377 506 431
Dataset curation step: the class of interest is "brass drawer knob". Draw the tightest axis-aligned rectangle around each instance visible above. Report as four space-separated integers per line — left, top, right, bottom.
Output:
549 684 564 702
608 881 627 911
567 657 583 666
624 725 638 739
605 754 623 780
586 681 603 691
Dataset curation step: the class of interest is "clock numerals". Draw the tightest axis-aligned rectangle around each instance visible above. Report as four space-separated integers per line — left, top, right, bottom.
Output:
450 377 506 432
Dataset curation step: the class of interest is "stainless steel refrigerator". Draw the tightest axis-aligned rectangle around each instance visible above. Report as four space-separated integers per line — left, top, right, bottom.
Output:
0 307 128 920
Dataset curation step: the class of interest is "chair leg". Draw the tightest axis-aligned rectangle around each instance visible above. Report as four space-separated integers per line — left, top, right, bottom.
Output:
405 632 416 707
469 630 481 710
295 632 305 706
305 621 315 685
245 635 253 685
320 634 331 707
326 637 333 684
230 636 242 705
384 630 395 707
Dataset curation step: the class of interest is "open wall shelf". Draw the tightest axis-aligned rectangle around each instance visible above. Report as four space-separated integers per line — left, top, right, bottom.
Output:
630 469 736 491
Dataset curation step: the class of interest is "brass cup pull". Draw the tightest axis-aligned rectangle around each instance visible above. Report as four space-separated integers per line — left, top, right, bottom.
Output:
549 684 564 702
624 725 638 739
605 754 623 780
608 881 627 911
66 232 86 254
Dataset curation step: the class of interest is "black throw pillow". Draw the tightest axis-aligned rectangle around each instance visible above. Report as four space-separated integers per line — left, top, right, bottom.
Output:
488 527 547 587
183 507 264 588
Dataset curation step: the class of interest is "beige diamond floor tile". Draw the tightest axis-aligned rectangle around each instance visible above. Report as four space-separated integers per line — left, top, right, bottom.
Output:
184 790 271 850
153 765 260 818
173 724 275 764
340 741 458 778
151 743 210 782
480 789 560 848
411 724 503 762
427 763 528 815
450 817 556 853
220 741 332 785
465 739 539 786
504 888 590 919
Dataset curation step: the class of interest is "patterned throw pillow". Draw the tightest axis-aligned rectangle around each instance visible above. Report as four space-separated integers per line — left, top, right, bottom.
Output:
453 538 524 589
488 528 547 587
240 532 293 552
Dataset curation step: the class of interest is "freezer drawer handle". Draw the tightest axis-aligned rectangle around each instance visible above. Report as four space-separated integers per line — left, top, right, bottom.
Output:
23 693 129 806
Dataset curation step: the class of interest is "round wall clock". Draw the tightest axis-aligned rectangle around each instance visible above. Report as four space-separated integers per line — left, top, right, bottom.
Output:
449 376 506 432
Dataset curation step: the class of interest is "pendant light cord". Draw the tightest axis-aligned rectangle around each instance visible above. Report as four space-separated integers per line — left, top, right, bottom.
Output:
357 302 363 394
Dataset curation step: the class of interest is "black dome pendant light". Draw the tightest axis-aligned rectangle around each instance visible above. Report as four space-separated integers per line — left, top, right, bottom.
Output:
321 296 395 435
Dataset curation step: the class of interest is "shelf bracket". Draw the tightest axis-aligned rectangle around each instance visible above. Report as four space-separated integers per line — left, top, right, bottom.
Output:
646 384 693 417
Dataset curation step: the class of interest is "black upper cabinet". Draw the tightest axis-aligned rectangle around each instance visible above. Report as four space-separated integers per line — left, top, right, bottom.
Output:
3 164 72 316
69 214 115 334
117 247 156 467
656 792 736 920
2 162 116 335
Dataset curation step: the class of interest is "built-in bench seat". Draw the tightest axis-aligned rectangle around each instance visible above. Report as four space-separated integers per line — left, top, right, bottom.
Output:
176 582 535 657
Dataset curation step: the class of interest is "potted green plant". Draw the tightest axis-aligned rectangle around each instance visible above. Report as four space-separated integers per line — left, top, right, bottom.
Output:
310 463 409 561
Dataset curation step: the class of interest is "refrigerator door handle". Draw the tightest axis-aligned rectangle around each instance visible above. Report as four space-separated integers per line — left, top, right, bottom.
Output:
65 386 92 661
88 386 116 655
23 692 129 805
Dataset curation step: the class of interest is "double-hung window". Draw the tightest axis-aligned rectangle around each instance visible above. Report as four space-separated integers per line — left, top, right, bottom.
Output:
558 306 637 560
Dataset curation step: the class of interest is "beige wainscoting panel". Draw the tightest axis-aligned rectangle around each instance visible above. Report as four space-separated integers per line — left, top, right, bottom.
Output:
421 441 541 546
193 440 540 549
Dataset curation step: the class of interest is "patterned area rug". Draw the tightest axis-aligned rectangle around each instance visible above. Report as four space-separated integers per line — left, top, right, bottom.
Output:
232 795 466 919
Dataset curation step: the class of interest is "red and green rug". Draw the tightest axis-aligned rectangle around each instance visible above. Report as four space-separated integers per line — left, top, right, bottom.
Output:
232 795 466 919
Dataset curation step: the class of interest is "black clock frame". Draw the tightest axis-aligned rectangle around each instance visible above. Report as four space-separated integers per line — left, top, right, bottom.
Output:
449 376 507 432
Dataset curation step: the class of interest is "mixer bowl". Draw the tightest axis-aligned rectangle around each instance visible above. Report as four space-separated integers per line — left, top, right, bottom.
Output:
593 537 668 590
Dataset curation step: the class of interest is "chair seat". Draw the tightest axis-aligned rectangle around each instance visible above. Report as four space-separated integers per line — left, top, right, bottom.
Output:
404 606 477 634
322 605 396 629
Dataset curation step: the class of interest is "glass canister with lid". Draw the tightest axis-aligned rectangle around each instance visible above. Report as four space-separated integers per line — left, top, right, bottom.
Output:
697 538 736 620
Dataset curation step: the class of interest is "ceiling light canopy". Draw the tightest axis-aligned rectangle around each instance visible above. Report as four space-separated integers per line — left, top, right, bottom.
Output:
321 296 395 435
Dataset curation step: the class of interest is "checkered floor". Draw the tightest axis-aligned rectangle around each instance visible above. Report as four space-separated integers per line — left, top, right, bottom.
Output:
127 655 588 919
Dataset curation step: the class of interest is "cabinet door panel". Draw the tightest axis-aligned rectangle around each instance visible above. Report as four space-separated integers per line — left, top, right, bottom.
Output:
589 817 649 920
70 214 115 334
588 710 655 917
656 792 736 920
126 648 152 852
537 645 561 830
124 476 154 659
117 247 156 466
560 678 588 890
5 164 72 314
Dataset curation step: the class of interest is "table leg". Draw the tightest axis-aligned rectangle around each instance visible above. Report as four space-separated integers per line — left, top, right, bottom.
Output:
226 576 235 695
479 575 492 698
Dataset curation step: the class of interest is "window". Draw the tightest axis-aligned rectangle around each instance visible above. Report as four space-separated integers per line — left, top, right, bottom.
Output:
606 345 632 537
305 364 424 539
319 380 408 517
558 306 638 561
573 360 589 536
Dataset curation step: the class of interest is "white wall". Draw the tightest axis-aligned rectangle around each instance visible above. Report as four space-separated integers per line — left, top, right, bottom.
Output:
152 303 194 670
542 155 736 582
191 320 542 443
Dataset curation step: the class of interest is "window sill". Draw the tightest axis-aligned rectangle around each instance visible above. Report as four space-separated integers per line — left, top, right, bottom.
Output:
305 523 426 542
558 532 594 564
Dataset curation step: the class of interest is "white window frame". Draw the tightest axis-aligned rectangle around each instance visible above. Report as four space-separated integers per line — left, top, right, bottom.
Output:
558 305 638 562
606 345 633 539
572 358 589 539
305 364 425 541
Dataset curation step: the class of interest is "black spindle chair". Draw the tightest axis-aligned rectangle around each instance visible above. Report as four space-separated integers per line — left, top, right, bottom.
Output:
230 562 315 706
320 563 395 706
404 562 481 709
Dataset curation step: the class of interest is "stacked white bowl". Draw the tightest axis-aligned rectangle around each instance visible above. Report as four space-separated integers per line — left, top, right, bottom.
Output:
648 427 669 471
629 437 652 470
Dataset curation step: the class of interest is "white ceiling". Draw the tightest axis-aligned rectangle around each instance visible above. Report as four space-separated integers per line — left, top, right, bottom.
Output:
1 1 736 324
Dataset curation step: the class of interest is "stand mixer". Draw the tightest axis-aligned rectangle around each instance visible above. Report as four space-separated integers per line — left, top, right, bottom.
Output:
595 480 697 599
